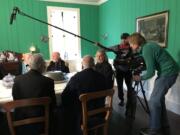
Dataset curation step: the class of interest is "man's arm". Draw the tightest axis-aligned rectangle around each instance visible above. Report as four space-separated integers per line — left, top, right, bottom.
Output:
48 79 57 107
12 78 20 100
61 76 78 106
47 61 54 71
141 45 156 80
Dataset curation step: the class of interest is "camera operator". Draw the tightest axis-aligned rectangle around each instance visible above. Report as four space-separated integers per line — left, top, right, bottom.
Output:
128 33 179 135
109 33 133 106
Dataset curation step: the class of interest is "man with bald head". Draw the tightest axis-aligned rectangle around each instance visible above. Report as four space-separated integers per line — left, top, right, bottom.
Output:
47 52 69 73
61 55 107 135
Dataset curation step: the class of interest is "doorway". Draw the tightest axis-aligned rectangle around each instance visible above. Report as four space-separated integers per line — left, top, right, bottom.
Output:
47 6 81 60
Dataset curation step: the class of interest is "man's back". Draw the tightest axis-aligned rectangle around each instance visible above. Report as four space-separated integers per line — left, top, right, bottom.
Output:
61 68 107 135
62 68 107 107
12 69 56 135
13 70 56 102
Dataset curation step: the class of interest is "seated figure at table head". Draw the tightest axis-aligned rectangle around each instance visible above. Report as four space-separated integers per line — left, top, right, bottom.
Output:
12 53 56 135
61 55 108 135
22 53 32 74
47 52 69 73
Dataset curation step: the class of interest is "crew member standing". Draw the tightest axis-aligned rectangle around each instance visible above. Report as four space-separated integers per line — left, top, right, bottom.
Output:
110 33 133 106
129 33 179 135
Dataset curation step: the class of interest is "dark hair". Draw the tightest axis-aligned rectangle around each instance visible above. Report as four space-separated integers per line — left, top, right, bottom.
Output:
121 33 130 39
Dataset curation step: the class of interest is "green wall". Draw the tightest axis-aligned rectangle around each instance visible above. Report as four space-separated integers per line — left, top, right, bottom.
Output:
1 0 180 65
99 0 180 66
0 0 99 59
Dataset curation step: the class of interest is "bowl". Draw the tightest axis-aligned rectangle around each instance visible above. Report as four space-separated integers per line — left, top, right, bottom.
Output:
43 71 67 82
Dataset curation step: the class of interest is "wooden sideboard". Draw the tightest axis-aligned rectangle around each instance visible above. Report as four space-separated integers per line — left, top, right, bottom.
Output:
0 62 22 77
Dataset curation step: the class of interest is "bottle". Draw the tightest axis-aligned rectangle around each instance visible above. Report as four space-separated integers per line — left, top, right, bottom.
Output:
64 51 68 60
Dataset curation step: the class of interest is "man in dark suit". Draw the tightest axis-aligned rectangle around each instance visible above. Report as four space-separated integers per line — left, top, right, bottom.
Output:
61 55 108 135
12 53 56 135
47 52 69 73
95 49 114 89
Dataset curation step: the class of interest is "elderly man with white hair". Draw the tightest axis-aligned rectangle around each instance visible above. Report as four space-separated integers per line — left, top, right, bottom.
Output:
47 52 69 73
61 55 108 135
95 49 114 89
12 53 56 135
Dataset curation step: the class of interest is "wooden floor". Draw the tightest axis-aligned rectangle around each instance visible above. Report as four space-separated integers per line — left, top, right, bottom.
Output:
0 88 180 135
109 88 180 135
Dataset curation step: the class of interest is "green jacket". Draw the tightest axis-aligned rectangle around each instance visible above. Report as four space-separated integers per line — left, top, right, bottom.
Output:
141 42 179 80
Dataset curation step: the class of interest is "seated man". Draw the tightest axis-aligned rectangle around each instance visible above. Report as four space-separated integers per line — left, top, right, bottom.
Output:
12 53 56 135
47 52 69 73
95 49 114 89
61 55 108 135
21 53 32 74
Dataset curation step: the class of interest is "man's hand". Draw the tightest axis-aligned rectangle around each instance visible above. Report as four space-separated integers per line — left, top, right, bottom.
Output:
133 75 141 81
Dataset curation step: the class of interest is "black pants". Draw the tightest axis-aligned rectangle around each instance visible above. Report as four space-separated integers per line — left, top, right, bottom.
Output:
116 70 133 101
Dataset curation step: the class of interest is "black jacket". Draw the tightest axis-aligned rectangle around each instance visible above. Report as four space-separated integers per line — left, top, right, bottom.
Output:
61 68 107 135
12 69 56 135
47 59 69 73
95 62 114 89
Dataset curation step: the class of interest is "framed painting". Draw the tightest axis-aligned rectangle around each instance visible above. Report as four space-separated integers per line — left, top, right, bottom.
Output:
136 11 169 47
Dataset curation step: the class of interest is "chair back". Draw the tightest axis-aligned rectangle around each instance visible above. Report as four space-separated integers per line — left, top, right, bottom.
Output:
2 97 51 135
79 89 114 135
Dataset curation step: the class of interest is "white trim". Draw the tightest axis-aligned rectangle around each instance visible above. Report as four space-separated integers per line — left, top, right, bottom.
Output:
47 7 53 59
39 0 108 5
97 0 108 5
47 6 81 59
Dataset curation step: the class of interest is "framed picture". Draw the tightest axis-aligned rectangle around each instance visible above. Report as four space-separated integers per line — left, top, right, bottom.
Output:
136 11 169 47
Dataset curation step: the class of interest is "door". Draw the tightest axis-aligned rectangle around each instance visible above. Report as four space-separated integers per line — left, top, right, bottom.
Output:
47 7 81 60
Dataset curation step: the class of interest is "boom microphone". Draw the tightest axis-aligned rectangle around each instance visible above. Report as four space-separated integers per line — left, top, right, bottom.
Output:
10 7 19 25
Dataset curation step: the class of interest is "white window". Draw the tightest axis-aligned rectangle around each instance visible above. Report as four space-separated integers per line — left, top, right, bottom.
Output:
47 6 81 60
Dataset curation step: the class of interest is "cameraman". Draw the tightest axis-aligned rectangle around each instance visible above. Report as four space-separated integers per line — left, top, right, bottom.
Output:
128 33 179 135
110 33 133 106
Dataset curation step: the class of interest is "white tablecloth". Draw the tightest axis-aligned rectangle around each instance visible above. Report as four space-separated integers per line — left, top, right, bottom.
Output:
0 80 67 104
0 80 12 103
0 72 76 104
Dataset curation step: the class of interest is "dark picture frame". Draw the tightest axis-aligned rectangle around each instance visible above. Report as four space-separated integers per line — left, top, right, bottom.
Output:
136 11 169 47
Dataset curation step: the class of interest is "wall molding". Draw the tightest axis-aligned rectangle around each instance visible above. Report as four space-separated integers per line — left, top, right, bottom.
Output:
39 0 108 5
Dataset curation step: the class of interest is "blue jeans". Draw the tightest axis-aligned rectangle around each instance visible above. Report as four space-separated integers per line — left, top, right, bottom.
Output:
149 74 178 130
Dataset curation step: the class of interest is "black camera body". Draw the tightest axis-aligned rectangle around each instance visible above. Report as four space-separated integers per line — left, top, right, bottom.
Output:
129 53 146 75
113 49 146 74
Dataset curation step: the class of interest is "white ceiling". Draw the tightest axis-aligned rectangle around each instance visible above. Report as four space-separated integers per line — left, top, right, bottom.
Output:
40 0 108 5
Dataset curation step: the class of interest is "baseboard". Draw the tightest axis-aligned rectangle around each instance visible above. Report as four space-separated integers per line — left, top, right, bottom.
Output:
166 99 180 115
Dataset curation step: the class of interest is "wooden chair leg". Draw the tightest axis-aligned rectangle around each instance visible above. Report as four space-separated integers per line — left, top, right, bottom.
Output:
83 129 88 135
103 125 108 135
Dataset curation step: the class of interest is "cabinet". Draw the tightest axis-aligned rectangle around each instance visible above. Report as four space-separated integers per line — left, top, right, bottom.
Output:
0 62 22 77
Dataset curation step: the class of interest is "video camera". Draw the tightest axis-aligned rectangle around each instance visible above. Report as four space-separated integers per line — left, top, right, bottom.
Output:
95 42 146 74
113 48 146 75
129 53 146 75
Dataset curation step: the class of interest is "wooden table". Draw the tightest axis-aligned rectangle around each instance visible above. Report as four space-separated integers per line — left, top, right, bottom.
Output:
0 80 67 104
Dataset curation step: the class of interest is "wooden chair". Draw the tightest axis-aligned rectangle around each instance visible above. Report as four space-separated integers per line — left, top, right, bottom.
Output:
2 97 51 135
79 89 114 135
